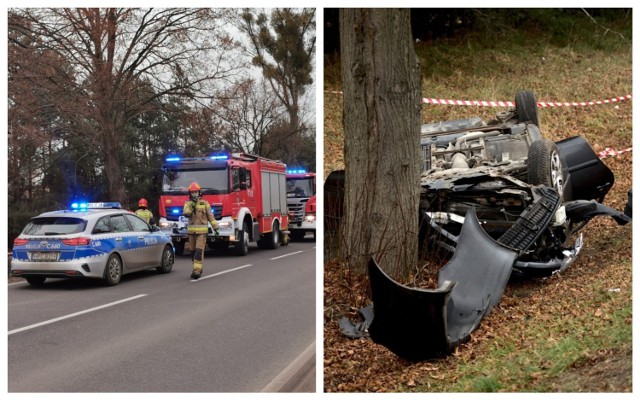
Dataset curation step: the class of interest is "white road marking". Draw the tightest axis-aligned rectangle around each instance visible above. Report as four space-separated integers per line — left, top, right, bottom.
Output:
192 264 253 282
8 294 148 335
270 251 303 260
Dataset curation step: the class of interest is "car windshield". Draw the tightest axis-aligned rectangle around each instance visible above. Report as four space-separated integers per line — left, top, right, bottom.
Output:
162 168 229 194
22 217 87 236
287 177 315 198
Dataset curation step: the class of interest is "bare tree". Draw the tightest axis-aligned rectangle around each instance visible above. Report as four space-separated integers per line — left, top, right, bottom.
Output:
8 8 242 202
340 9 421 279
210 78 285 154
236 8 315 139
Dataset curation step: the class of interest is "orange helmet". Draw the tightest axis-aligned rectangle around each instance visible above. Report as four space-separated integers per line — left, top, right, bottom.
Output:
138 198 148 208
188 182 201 192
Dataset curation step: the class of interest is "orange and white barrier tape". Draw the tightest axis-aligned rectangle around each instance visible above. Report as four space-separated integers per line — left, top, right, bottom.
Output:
325 90 632 107
421 95 632 107
598 147 632 159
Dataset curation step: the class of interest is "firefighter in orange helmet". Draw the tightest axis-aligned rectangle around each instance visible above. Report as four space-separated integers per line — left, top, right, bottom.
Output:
183 182 219 279
135 198 155 225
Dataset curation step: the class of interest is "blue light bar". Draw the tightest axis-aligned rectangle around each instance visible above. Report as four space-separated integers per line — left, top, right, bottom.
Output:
171 209 180 214
165 156 181 162
287 168 307 174
210 154 229 160
71 202 79 209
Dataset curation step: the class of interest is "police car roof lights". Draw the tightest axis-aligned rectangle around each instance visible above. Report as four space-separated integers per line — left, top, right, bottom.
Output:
70 202 122 211
165 156 181 162
210 153 229 160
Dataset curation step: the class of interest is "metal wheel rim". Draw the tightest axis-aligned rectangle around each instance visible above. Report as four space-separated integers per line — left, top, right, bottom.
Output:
108 257 121 281
550 150 563 195
162 249 173 268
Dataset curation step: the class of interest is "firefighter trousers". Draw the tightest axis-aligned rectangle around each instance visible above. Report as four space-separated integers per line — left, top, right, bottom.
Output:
188 233 207 273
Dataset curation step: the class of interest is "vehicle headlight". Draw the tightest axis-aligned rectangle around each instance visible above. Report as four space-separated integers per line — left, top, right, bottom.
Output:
305 215 316 223
217 221 233 229
159 221 170 229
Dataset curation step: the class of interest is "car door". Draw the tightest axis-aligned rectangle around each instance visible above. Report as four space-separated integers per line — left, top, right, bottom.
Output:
124 213 162 268
109 214 139 270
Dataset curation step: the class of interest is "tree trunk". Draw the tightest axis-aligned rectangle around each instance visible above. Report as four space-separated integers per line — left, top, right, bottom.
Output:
340 9 421 280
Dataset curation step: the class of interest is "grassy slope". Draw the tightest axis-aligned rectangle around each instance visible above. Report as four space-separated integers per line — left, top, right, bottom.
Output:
323 12 632 392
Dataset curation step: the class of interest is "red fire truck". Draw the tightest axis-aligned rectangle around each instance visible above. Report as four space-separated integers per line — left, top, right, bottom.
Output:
158 153 289 256
286 169 316 241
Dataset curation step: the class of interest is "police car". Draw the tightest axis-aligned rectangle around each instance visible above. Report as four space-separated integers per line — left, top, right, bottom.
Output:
11 202 175 286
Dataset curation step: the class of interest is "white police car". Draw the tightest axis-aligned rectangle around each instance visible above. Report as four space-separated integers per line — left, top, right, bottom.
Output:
11 202 174 286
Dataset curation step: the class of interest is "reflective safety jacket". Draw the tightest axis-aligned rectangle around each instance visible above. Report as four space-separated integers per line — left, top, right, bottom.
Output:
135 208 154 225
183 198 219 234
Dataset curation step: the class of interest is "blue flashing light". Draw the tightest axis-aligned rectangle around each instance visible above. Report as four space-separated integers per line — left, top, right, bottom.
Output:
171 209 180 214
165 156 181 162
287 168 307 174
71 201 88 211
210 154 229 160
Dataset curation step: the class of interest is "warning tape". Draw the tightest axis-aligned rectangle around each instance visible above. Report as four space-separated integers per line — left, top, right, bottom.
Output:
598 147 632 159
325 90 632 107
421 95 632 107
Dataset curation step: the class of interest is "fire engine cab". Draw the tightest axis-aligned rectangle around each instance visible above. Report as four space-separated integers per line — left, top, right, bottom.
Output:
158 153 289 256
286 169 316 241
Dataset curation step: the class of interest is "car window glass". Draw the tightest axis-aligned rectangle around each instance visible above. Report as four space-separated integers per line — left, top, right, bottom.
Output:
92 217 112 234
231 168 240 191
125 214 150 232
110 215 131 233
22 217 86 235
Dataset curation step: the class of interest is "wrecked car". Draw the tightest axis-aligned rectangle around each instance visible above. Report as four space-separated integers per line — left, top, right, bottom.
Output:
338 91 630 360
418 90 629 278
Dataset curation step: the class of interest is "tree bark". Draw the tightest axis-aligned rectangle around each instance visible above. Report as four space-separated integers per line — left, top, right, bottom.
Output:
340 9 421 280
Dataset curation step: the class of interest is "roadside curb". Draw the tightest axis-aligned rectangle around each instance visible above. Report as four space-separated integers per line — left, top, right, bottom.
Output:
260 341 316 392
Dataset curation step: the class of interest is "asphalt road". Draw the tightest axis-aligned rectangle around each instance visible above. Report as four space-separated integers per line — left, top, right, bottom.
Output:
8 240 316 392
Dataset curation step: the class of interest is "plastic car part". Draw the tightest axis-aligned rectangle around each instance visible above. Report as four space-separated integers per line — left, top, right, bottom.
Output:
555 136 615 202
564 200 631 226
367 208 517 360
339 304 374 338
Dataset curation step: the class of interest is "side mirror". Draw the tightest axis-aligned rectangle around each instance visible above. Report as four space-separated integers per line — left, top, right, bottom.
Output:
151 225 160 232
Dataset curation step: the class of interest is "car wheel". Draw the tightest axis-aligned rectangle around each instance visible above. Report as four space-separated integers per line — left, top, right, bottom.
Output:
515 90 539 127
265 221 280 250
234 222 249 256
103 254 122 286
174 241 185 256
156 245 174 274
26 276 46 286
528 139 564 198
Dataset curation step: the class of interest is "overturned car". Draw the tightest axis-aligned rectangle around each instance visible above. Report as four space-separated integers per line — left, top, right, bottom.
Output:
340 91 630 360
418 90 629 278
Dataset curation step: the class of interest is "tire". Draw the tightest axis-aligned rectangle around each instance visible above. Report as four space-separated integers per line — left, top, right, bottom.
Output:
528 139 564 198
26 276 46 286
265 221 280 250
103 254 123 286
234 222 249 256
174 241 185 256
515 90 539 127
156 245 174 274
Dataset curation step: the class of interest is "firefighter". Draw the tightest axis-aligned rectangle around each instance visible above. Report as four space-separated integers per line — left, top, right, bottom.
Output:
135 198 155 225
183 182 219 279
